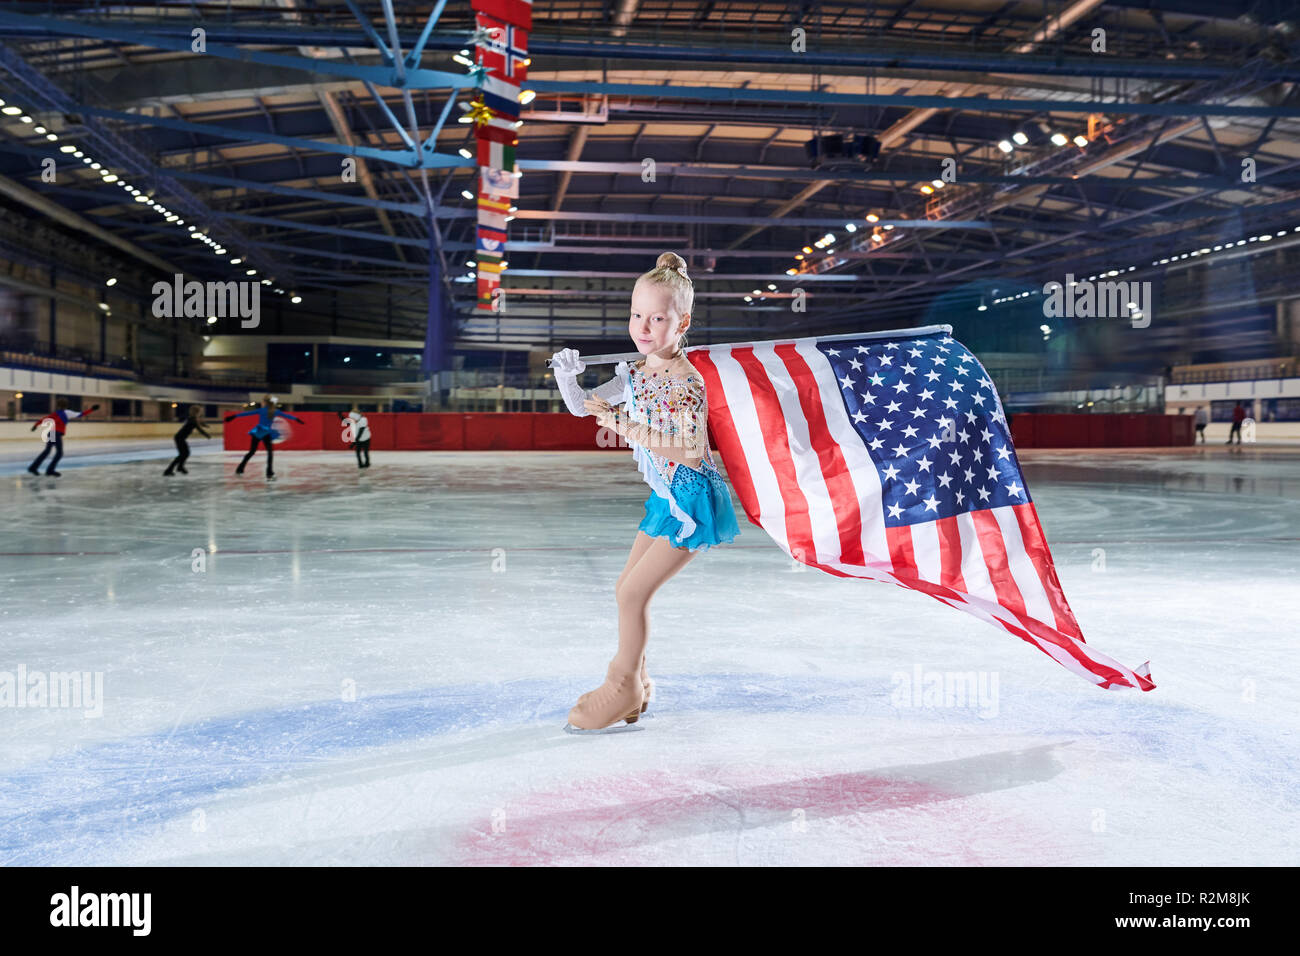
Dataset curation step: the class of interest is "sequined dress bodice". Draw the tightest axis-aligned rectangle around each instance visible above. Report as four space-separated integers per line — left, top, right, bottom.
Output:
624 359 720 486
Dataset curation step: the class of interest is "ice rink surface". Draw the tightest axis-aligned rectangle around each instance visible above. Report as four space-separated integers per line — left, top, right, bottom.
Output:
1 440 1297 866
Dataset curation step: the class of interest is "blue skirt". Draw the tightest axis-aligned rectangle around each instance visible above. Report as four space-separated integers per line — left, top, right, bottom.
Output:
639 463 741 552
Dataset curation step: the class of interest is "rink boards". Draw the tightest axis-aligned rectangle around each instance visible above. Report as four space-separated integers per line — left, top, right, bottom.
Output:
223 411 1195 452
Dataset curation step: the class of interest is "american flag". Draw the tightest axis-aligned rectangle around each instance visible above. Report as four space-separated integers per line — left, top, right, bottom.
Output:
689 327 1155 691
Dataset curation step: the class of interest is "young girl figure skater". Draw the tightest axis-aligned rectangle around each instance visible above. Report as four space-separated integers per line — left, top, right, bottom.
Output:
225 395 303 480
164 405 212 476
551 251 740 734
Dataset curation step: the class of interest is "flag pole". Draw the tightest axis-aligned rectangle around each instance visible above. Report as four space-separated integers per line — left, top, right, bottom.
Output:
545 324 954 367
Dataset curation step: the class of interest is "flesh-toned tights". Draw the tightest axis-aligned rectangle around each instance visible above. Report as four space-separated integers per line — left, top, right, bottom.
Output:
611 529 697 677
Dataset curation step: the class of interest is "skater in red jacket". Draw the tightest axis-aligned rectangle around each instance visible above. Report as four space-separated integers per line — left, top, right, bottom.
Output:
27 399 100 477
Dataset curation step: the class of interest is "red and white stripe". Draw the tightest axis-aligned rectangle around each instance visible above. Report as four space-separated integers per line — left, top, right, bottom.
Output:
690 338 1154 691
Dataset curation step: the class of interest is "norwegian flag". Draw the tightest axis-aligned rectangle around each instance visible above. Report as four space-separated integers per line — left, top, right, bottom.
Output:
475 13 528 81
689 327 1155 691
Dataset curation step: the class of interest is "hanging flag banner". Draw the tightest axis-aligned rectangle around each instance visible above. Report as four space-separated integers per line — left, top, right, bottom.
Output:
472 0 531 310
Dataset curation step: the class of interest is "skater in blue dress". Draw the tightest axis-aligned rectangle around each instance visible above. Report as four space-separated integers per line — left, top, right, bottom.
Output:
225 395 303 480
551 251 740 733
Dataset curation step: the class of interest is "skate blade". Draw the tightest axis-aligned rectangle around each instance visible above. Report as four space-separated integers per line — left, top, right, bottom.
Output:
563 721 645 735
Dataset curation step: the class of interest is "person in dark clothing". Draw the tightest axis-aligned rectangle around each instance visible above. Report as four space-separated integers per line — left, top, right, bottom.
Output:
28 399 99 477
164 406 212 476
1226 402 1247 445
226 395 304 481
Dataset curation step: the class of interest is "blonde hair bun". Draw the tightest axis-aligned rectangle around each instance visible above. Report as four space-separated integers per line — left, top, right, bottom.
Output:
656 251 689 279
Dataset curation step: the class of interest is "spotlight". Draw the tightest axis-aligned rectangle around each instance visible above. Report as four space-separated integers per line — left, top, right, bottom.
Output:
461 189 474 200
1012 132 1029 145
1073 135 1088 147
997 140 1013 153
865 213 879 223
291 295 302 304
1050 133 1069 146
105 277 117 287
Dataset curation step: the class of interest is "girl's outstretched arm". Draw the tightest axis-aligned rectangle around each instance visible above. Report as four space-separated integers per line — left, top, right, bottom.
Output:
551 350 628 417
280 412 305 423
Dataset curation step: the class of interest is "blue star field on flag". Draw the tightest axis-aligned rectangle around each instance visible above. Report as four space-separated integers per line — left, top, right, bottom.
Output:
817 333 1029 527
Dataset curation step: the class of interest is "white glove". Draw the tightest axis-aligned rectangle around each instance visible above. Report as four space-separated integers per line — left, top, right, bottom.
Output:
551 348 589 417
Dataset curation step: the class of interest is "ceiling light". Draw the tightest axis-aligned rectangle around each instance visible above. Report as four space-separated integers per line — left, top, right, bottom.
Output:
291 295 302 304
1073 135 1088 147
461 189 474 200
1012 132 1029 145
997 140 1013 153
1050 133 1068 146
1 106 21 116
105 277 117 287
865 214 879 223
